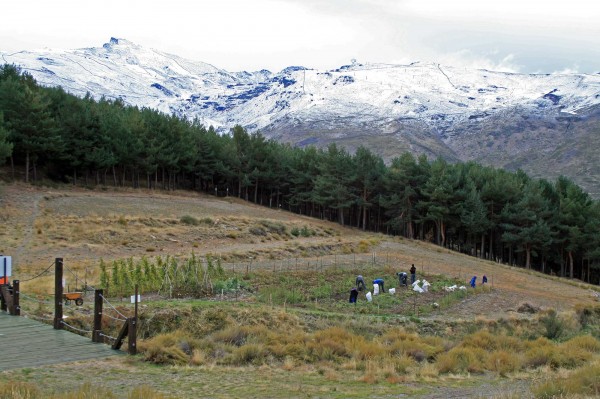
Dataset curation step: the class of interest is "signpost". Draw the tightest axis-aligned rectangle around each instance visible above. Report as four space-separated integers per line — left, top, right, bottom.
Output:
0 256 12 285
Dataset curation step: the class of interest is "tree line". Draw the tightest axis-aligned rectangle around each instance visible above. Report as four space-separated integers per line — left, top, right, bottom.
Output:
1 64 599 284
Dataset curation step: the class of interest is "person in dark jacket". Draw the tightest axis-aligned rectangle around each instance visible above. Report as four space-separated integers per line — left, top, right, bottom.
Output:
410 264 417 284
397 272 408 286
349 287 358 303
355 275 366 291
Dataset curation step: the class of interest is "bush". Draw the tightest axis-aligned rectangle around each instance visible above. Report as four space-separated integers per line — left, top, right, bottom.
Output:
180 215 199 225
531 362 600 398
486 350 522 376
260 220 287 235
541 310 565 339
300 226 314 237
435 347 485 374
249 226 266 236
0 381 40 399
213 277 245 293
226 343 267 365
138 330 200 365
258 286 303 305
562 334 600 353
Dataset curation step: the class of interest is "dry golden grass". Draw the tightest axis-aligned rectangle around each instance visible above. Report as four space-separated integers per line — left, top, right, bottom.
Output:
0 381 170 399
531 361 600 398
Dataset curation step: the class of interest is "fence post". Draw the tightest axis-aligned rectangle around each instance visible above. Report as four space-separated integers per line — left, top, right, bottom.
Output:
0 285 5 312
128 285 138 355
54 258 64 329
93 289 103 343
13 280 19 316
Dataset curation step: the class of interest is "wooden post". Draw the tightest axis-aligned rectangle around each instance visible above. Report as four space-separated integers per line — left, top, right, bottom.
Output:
93 289 103 343
54 258 63 329
128 285 138 355
0 284 6 312
13 280 19 316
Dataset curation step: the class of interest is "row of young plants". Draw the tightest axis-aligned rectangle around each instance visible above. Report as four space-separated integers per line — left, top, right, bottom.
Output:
98 254 227 299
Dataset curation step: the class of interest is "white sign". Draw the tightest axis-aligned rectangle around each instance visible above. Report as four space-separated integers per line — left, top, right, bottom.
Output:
0 256 11 277
130 294 141 304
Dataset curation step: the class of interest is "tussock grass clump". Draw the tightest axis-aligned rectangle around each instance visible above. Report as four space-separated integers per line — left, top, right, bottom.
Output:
0 381 40 399
486 350 522 376
259 220 287 235
308 327 352 360
435 347 486 374
138 330 201 365
210 325 272 346
0 381 169 399
562 334 600 353
179 215 199 225
226 343 268 366
379 329 445 361
460 330 524 353
523 335 593 369
531 362 600 398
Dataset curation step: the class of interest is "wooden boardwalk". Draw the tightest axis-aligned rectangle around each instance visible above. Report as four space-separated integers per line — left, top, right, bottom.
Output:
0 311 122 371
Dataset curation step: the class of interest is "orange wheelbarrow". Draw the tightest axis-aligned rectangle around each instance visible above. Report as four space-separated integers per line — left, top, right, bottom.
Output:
63 292 84 306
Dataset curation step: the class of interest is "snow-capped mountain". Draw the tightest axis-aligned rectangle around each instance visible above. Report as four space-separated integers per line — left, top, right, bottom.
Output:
3 38 600 195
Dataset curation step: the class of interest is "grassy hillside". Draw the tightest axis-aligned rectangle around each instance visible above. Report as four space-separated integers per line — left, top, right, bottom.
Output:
1 182 599 398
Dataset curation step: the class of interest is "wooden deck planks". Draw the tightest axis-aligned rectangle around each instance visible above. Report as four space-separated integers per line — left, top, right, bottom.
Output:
0 311 122 371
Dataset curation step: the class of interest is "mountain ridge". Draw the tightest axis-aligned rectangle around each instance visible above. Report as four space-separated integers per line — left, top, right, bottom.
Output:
2 38 600 196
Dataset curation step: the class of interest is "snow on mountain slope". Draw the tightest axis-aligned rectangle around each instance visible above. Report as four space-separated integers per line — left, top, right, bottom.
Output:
2 38 599 136
3 38 600 195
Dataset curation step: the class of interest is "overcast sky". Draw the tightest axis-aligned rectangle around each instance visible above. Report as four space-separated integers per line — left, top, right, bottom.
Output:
2 0 599 74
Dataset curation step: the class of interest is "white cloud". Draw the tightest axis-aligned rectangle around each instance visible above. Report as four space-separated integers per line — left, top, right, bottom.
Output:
1 0 599 73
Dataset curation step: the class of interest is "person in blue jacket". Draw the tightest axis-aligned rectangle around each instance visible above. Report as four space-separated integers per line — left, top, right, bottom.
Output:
373 278 384 293
470 276 477 288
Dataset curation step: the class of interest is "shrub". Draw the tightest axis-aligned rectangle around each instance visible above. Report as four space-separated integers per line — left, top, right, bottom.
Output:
461 331 524 352
138 330 200 365
486 350 522 376
128 385 169 399
391 355 415 374
258 287 303 305
213 277 245 293
260 220 287 235
290 227 300 237
0 381 40 399
300 226 314 237
531 362 600 398
562 334 600 353
227 343 267 365
180 215 199 225
249 226 266 236
524 346 554 369
435 347 485 374
541 310 565 339
550 345 592 369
